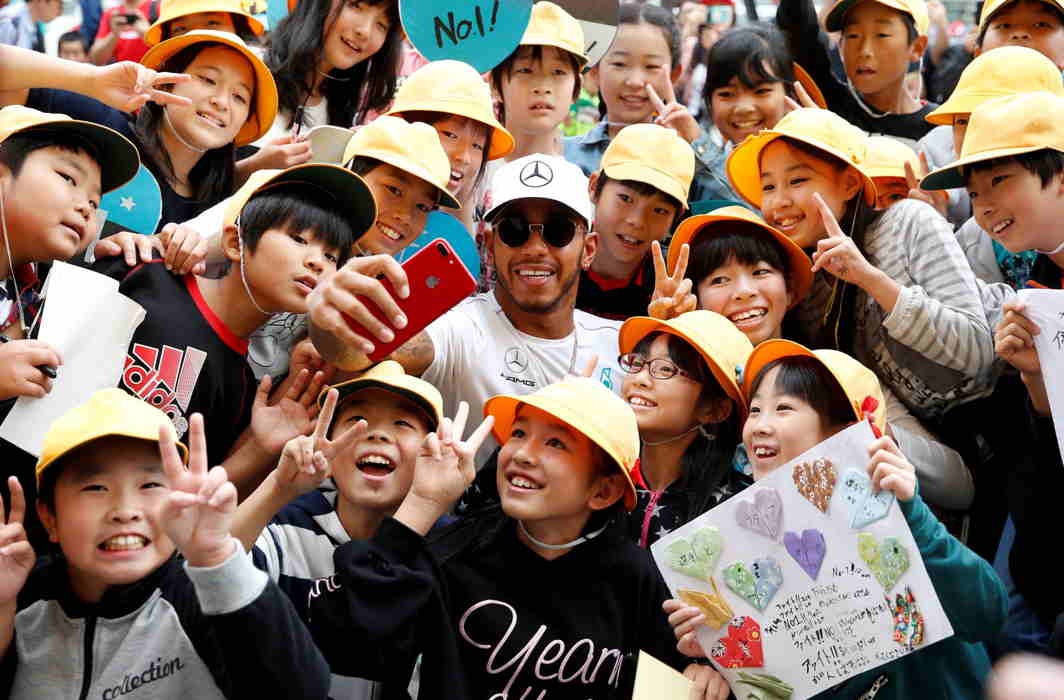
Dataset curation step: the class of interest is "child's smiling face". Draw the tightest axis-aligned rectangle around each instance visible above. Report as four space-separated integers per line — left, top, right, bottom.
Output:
358 162 438 256
742 366 832 479
593 22 678 127
590 177 679 271
967 158 1064 253
709 70 789 146
697 255 792 345
37 437 175 604
758 139 862 249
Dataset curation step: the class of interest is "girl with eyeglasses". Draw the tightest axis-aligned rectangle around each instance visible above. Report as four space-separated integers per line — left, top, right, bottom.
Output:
616 310 754 547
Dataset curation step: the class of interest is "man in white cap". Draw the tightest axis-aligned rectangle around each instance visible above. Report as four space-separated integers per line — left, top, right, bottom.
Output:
308 154 624 466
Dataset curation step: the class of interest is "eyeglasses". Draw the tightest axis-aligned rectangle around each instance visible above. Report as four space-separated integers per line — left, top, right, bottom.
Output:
495 216 581 249
618 353 692 380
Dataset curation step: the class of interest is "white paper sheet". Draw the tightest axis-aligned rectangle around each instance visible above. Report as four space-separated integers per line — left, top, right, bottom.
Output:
1017 288 1064 461
651 421 953 700
0 262 145 456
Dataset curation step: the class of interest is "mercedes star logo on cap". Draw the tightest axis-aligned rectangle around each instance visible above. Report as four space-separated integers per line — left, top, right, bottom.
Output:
519 160 554 188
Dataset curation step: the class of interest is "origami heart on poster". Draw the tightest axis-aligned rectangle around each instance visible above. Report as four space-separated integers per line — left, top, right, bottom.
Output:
840 467 894 529
792 458 837 513
665 526 724 580
858 532 910 592
724 557 784 611
709 615 764 668
735 488 783 540
784 529 827 580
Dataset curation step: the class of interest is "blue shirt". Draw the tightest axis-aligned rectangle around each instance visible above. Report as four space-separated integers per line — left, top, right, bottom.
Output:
562 120 740 205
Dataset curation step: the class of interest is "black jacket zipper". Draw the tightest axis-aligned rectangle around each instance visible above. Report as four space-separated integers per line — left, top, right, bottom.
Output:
78 615 96 700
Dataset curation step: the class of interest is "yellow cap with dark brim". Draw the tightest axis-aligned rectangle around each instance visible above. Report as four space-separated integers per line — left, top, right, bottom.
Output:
0 105 140 194
223 163 377 240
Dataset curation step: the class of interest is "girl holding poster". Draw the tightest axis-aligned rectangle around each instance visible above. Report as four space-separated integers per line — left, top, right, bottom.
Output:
666 341 1006 699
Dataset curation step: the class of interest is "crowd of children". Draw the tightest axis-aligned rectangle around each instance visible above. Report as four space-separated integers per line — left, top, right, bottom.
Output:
3 0 1064 697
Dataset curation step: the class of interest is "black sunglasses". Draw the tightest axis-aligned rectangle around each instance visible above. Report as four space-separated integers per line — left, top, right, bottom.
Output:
495 216 581 249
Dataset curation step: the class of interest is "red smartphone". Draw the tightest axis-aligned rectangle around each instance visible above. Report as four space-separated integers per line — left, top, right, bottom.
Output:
344 238 476 363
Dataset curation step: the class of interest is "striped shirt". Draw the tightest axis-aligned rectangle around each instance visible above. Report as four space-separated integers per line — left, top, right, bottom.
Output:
252 489 384 700
798 199 997 419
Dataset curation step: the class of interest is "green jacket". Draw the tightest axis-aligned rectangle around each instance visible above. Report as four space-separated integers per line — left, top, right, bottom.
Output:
811 493 1007 699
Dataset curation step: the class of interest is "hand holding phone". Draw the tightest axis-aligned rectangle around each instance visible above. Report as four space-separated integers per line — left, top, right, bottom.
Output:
344 239 475 363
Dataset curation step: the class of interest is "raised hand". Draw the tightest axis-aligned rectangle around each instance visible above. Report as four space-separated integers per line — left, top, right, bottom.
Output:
398 402 494 534
0 477 35 607
158 415 238 568
307 254 411 370
647 81 702 144
783 79 819 113
89 62 193 113
995 300 1042 375
809 193 877 287
648 241 698 320
867 436 917 502
249 370 329 455
289 337 334 384
274 388 366 498
904 153 949 219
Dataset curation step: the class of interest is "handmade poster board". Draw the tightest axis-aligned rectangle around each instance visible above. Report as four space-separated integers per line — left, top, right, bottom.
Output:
400 0 533 73
651 421 953 699
1017 288 1064 460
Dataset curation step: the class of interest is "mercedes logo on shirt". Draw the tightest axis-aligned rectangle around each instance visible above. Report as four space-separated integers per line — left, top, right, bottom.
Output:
504 347 529 373
519 160 554 188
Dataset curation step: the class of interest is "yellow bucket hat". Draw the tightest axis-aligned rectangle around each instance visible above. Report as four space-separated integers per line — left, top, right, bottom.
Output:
864 135 920 180
484 377 640 511
922 91 1064 190
319 360 444 430
726 107 877 208
600 124 694 208
926 47 1064 125
519 1 588 66
619 310 755 415
0 105 140 194
141 29 277 146
386 60 515 161
144 0 265 46
668 205 813 308
223 163 376 239
742 339 886 433
342 116 461 209
825 0 930 34
36 389 188 486
979 0 1064 32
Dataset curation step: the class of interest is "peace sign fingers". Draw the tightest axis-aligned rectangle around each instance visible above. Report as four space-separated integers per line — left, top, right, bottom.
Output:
314 388 339 444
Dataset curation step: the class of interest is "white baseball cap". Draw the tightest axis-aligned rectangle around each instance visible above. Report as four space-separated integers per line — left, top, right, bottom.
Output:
484 154 594 225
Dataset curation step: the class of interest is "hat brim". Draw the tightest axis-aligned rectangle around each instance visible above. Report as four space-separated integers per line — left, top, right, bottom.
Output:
727 130 878 208
16 119 140 194
37 432 187 487
825 0 925 32
920 144 1064 190
742 339 862 422
484 393 637 511
925 90 1010 125
603 161 689 208
793 63 827 109
141 31 277 146
387 102 516 161
618 316 746 413
669 213 813 309
321 377 442 430
346 144 461 209
144 10 266 46
254 163 377 240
